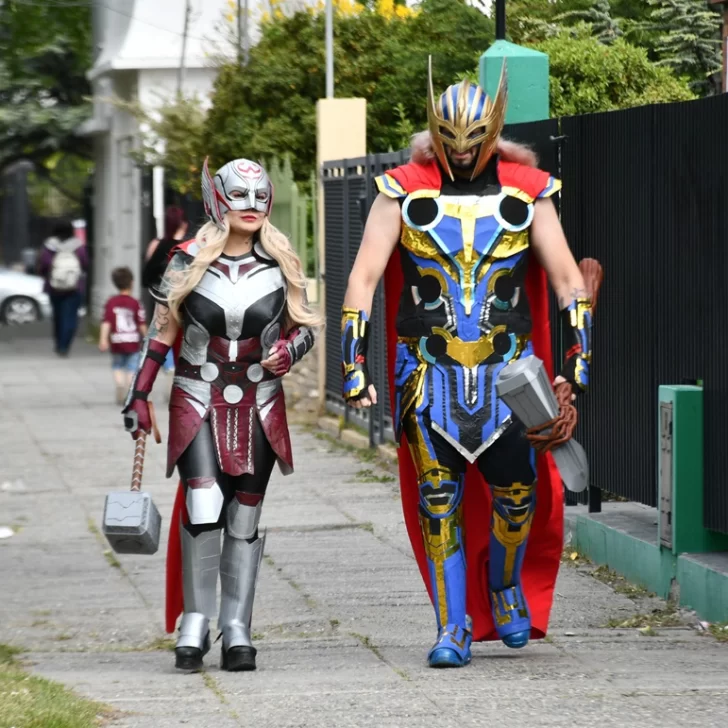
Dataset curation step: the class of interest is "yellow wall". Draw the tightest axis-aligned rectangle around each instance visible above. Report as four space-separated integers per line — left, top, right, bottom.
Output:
315 98 367 411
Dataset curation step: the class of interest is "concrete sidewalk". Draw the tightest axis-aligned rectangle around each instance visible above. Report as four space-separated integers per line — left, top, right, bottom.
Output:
1 330 727 728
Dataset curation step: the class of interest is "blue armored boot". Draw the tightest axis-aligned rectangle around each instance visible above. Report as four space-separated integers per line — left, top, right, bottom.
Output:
418 471 472 668
489 482 537 649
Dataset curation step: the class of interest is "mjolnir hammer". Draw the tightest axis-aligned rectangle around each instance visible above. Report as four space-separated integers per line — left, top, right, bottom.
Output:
495 259 603 493
102 403 163 555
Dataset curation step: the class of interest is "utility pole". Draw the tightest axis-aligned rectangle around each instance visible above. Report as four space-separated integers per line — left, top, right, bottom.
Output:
495 0 506 41
177 0 191 97
325 0 334 98
243 0 250 65
237 0 243 65
710 0 728 92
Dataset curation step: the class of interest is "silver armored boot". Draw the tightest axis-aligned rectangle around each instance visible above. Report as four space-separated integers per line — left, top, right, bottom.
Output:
219 495 266 671
175 526 221 671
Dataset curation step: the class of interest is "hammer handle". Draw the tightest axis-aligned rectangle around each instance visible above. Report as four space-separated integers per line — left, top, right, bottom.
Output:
131 434 147 492
130 402 160 493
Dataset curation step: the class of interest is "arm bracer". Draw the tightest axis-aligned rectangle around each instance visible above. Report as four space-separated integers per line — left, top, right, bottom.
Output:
122 338 171 411
341 307 372 401
560 298 593 393
285 326 315 366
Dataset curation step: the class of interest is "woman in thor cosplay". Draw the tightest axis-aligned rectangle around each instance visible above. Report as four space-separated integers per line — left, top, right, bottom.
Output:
122 157 321 672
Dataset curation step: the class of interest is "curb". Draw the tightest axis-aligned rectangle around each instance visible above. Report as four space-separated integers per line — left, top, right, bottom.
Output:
565 508 728 623
316 416 399 466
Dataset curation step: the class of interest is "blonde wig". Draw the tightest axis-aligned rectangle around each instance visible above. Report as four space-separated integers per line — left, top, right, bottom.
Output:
166 217 323 331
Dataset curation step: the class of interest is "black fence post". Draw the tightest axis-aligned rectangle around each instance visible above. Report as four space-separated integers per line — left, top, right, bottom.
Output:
375 154 387 446
342 160 350 427
588 485 602 514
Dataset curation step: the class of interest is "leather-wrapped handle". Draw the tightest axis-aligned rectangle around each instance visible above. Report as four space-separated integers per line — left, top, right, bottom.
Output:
130 401 161 493
130 434 147 492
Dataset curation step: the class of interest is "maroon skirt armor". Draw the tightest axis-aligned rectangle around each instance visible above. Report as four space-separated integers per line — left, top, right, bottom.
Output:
167 334 293 478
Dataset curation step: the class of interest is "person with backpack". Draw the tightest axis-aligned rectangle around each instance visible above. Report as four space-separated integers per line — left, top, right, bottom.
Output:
38 220 89 356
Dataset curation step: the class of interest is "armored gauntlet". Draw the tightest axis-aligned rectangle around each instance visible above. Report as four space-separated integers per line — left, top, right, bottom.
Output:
560 298 593 393
267 326 315 376
341 308 372 402
122 338 171 438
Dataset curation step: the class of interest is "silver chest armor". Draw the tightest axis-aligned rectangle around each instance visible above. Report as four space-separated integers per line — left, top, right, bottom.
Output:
172 243 287 411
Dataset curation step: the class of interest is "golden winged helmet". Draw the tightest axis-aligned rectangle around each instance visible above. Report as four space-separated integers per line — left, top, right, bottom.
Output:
427 56 508 181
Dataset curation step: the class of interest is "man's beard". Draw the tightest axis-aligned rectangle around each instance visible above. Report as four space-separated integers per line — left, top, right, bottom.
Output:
449 155 475 177
447 145 480 177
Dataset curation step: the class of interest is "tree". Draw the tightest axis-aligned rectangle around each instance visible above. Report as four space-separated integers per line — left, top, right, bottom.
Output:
202 0 493 184
508 0 593 43
533 26 695 116
644 0 722 95
556 0 623 44
0 1 92 179
508 1 656 47
142 0 699 196
114 96 208 197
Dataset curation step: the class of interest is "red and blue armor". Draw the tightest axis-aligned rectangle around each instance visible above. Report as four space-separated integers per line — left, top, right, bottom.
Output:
372 155 563 666
342 68 585 669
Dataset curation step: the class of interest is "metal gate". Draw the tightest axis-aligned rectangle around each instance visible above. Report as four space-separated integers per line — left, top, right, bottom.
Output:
322 95 728 534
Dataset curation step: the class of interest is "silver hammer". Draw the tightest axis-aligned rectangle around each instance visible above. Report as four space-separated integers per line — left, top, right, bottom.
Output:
102 402 162 555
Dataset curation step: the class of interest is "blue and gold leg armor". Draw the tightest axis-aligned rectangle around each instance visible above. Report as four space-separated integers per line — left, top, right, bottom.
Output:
488 481 537 648
404 414 472 668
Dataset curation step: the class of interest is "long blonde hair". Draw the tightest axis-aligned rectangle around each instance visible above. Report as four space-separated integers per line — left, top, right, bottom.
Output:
166 218 323 331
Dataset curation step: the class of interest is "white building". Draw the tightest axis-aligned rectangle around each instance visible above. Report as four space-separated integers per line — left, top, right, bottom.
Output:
80 0 237 320
78 0 345 320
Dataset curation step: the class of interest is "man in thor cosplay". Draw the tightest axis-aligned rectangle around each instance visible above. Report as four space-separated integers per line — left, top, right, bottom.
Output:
341 61 593 667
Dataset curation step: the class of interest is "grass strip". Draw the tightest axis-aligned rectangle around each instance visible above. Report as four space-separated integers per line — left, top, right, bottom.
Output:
0 643 109 728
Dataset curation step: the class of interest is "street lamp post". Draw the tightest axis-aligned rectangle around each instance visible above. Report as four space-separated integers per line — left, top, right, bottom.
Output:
326 0 334 98
243 0 250 65
237 0 250 66
710 0 728 92
495 0 506 41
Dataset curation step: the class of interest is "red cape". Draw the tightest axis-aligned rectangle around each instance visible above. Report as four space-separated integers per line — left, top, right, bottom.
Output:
382 161 564 642
166 480 185 633
163 241 193 634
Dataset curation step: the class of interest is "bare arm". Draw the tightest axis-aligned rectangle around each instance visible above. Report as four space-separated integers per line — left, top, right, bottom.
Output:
343 193 402 313
145 238 160 262
99 322 111 352
148 303 179 347
340 193 401 408
530 198 586 308
531 197 593 396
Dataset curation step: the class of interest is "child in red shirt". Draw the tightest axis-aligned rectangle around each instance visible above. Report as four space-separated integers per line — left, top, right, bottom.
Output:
99 267 148 405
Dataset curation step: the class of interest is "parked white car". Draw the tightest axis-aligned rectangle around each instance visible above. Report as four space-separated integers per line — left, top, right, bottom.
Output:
0 267 52 324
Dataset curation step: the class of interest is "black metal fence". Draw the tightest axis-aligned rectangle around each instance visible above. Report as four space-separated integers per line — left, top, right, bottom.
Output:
323 152 407 443
323 94 728 535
